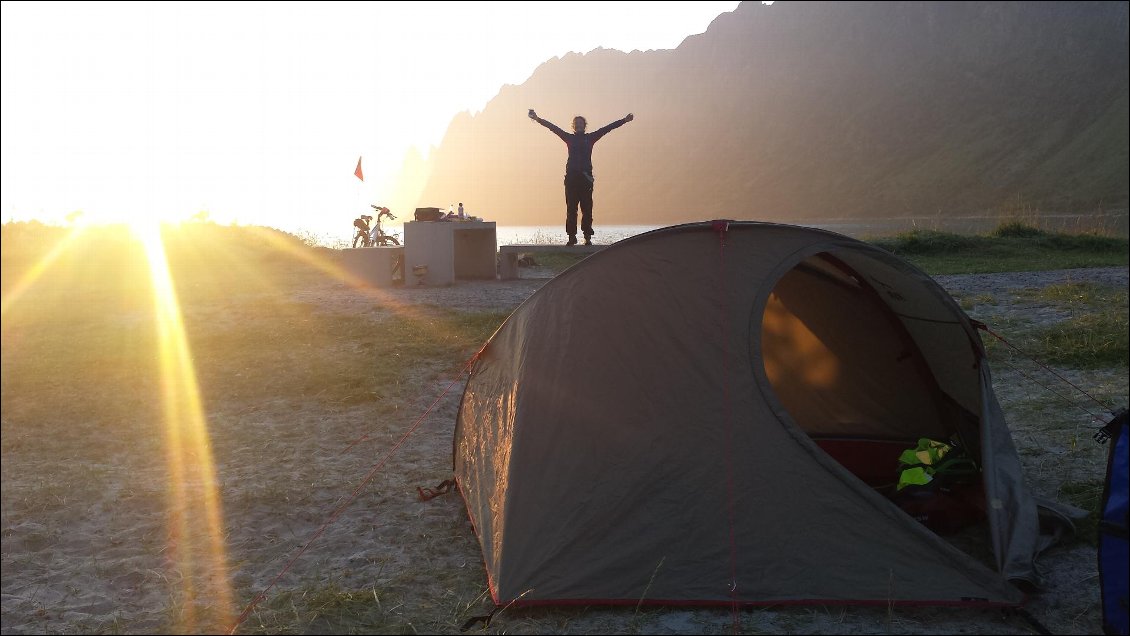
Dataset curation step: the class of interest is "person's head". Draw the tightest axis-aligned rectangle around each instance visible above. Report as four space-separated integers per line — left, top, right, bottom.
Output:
572 116 587 133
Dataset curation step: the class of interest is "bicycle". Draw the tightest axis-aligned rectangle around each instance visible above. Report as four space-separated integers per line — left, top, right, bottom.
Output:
352 205 401 248
369 205 401 247
352 214 374 248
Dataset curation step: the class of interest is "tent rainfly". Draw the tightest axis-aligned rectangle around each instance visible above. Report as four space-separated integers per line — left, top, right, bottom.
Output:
453 221 1071 609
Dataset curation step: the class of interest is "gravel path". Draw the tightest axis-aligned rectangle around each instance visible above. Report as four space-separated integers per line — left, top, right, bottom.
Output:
934 266 1127 300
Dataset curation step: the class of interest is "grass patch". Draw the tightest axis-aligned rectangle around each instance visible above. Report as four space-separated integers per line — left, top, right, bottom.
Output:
996 283 1129 369
990 220 1047 239
1016 281 1128 308
240 583 395 634
181 303 507 408
868 222 1128 274
1022 312 1129 369
1 222 509 460
531 251 591 274
237 569 490 635
1057 479 1104 546
2 221 514 635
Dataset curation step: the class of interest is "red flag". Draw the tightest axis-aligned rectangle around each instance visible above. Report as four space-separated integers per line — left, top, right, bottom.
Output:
354 156 364 181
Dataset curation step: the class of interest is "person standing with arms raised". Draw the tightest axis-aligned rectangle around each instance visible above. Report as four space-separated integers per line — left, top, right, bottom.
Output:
529 109 634 246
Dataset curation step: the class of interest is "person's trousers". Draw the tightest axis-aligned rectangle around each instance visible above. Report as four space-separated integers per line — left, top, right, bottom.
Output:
564 172 594 238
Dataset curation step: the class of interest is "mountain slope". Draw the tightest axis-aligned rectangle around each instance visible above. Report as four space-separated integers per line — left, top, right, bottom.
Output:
405 0 1129 226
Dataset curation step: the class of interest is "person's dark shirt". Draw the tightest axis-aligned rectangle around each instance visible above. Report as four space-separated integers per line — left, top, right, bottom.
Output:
534 116 630 176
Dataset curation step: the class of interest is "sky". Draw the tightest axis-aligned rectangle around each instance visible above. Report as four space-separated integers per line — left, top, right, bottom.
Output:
1 1 742 241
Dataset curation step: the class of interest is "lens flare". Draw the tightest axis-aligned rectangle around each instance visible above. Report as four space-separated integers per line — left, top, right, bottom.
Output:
0 225 86 318
240 225 448 326
134 220 233 632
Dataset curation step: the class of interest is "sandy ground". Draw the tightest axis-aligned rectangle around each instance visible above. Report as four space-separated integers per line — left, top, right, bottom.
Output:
2 265 1127 635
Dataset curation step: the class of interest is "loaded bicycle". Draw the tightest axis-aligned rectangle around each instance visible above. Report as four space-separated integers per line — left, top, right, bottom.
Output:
352 205 401 248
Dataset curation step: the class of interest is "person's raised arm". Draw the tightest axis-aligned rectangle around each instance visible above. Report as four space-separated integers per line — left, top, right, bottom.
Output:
590 113 634 141
528 108 569 141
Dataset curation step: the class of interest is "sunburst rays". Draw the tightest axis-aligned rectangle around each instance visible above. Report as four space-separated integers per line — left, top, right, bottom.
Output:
134 220 233 632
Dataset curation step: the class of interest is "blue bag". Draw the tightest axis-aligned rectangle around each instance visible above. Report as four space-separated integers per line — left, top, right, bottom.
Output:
1098 409 1129 636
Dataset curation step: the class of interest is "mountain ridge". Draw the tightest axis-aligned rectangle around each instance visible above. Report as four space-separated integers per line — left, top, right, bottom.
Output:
400 0 1128 226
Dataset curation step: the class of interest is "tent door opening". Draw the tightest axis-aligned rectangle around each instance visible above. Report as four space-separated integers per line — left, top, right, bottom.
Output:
758 252 987 535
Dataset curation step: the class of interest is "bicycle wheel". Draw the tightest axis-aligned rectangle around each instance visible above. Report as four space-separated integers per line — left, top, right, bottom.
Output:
380 236 400 246
353 232 364 248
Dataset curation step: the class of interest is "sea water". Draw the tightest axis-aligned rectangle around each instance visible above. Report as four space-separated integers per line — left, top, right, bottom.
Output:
495 224 663 245
328 211 1126 248
494 212 1129 245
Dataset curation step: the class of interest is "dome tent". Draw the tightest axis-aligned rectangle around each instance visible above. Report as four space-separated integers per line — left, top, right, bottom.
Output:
453 221 1059 608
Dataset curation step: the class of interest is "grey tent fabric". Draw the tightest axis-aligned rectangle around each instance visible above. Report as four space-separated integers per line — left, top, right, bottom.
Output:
454 221 1055 607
